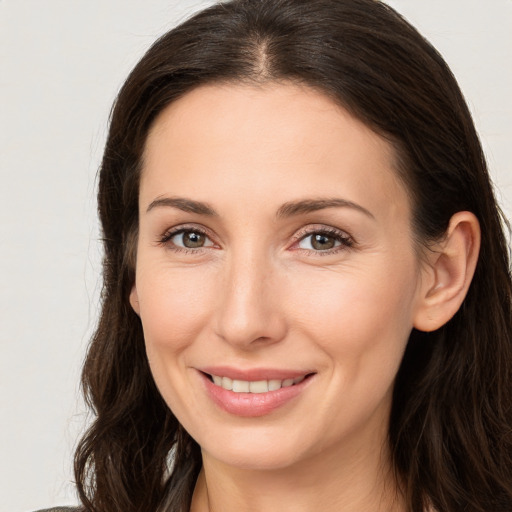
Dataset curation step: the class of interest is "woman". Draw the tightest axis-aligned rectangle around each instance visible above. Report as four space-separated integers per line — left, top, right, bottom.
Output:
40 0 512 511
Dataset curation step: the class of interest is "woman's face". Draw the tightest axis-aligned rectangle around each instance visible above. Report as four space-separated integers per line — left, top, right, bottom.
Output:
132 83 427 470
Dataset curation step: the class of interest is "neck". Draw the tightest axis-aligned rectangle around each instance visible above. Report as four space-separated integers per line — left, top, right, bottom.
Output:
190 431 404 512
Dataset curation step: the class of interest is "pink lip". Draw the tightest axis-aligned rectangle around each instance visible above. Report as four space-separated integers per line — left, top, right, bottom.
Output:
197 368 315 417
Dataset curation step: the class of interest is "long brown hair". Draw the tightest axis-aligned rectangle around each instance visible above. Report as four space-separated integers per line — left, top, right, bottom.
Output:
74 1 512 511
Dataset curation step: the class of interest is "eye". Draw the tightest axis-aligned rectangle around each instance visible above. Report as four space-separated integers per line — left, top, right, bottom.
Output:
295 228 353 252
160 228 215 250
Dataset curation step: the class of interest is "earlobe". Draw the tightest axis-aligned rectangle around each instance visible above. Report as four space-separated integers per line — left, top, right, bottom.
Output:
130 285 141 316
413 211 480 332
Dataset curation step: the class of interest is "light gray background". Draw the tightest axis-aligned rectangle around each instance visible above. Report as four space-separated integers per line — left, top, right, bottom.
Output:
1 1 511 511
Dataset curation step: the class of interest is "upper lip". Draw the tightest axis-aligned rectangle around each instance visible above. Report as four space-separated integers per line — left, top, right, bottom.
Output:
198 366 316 381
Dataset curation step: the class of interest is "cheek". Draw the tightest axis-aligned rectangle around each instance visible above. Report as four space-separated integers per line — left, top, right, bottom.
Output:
285 261 418 439
135 263 220 422
289 260 418 376
136 264 218 355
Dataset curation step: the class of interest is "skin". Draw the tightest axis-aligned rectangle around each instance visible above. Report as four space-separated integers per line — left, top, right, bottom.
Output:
130 83 480 512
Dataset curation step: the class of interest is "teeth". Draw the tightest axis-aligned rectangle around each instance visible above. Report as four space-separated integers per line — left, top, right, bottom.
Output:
210 374 308 393
232 379 250 392
249 380 268 393
268 379 282 391
221 376 233 390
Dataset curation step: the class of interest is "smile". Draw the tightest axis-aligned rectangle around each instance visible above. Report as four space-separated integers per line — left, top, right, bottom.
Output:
209 374 307 393
199 370 315 417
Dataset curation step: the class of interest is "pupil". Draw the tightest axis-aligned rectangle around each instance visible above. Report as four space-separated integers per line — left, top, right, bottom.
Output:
184 231 205 248
312 234 335 250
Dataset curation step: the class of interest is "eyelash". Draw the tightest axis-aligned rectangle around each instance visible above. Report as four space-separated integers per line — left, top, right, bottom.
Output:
157 225 354 255
158 225 213 254
291 226 354 255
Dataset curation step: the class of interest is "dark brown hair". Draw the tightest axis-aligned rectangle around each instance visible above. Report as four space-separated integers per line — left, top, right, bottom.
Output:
74 1 512 511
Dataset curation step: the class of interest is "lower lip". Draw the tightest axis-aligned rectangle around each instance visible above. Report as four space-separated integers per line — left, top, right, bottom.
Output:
200 372 313 417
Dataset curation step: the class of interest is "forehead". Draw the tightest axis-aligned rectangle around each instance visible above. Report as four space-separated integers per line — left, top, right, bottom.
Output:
145 82 392 161
141 82 409 220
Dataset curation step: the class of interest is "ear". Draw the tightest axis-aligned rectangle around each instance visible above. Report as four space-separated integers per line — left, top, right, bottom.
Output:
413 211 480 332
129 285 141 316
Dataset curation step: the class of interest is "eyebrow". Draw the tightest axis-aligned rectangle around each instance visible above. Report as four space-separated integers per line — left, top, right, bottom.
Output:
146 197 218 216
276 198 375 219
146 196 374 219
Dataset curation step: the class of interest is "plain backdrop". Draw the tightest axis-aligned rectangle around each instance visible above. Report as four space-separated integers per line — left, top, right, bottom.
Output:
1 1 511 511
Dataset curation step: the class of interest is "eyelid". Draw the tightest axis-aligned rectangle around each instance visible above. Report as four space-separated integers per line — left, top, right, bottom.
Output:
290 224 355 253
157 223 218 250
156 223 354 254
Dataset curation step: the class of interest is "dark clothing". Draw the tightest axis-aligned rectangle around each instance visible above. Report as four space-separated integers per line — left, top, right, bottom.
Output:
34 508 80 512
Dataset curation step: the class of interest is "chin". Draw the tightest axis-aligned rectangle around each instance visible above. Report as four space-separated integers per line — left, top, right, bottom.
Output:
205 445 303 471
195 424 311 471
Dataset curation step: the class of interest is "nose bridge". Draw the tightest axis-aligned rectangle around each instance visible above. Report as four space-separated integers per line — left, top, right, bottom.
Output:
214 243 285 348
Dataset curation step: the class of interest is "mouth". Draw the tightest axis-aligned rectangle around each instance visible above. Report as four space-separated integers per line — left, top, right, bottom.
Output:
198 369 316 417
203 372 314 393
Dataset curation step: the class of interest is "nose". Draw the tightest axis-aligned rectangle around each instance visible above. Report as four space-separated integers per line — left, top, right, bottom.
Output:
213 250 287 350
